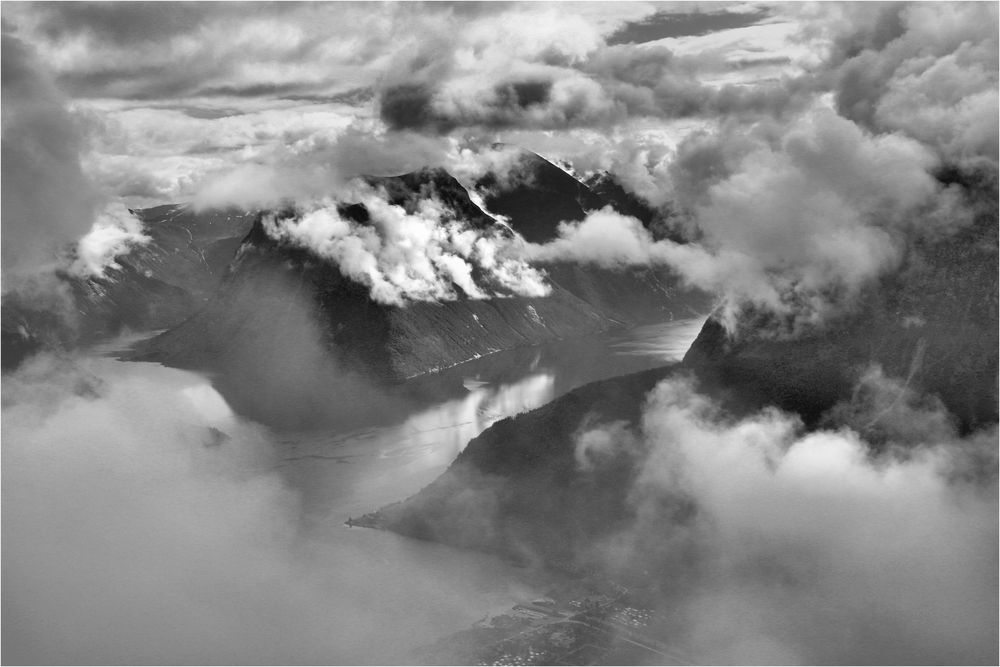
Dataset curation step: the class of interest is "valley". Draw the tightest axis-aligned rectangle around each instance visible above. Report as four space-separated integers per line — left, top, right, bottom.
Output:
3 4 997 661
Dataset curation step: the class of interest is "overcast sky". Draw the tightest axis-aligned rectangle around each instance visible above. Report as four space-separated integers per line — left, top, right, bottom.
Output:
1 1 829 208
2 1 997 300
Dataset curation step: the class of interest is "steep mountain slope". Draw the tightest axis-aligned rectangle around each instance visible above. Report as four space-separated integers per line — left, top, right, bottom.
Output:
1 205 257 369
357 364 683 569
685 167 999 433
478 148 698 320
476 146 607 243
129 216 617 428
131 161 710 426
584 171 659 228
358 165 999 571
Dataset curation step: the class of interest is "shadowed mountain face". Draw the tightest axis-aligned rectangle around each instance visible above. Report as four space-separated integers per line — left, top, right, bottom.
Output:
4 147 710 431
477 148 608 243
129 157 710 427
1 205 257 369
359 165 999 574
360 364 684 569
686 169 1000 434
584 172 658 228
128 217 618 428
368 167 498 233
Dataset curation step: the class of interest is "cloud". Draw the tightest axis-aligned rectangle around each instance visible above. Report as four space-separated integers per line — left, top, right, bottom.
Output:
525 206 674 267
373 5 816 134
820 2 999 164
2 3 826 215
1 29 155 292
377 42 810 134
190 124 454 210
588 375 998 664
446 142 534 191
73 97 373 205
821 361 958 448
261 182 550 306
3 2 993 339
1 354 531 664
67 203 150 279
574 418 639 472
5 3 402 101
522 107 964 329
1 29 101 279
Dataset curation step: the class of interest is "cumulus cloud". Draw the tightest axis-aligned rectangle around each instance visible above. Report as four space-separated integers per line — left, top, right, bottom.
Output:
446 141 540 193
67 203 150 279
819 2 999 164
1 355 531 664
523 108 968 329
589 375 998 664
262 182 550 306
376 14 813 134
0 3 840 222
2 4 993 325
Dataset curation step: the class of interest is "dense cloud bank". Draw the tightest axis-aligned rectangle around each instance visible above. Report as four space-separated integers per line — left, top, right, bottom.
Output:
524 107 982 329
1 355 529 664
261 182 549 306
4 3 996 328
577 374 998 664
822 2 998 163
1 4 997 665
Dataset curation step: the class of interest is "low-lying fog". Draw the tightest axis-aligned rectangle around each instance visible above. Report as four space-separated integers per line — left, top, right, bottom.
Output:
2 319 703 664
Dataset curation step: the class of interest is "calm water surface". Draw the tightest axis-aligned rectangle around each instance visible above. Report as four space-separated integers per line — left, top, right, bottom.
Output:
100 317 707 662
277 316 707 520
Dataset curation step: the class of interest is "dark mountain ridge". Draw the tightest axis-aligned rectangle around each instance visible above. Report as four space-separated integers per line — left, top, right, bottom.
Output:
129 152 710 427
1 205 257 370
476 148 608 243
357 163 999 574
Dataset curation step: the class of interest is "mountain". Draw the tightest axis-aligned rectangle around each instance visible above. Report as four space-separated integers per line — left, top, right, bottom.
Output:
130 157 710 427
685 166 1000 434
474 145 606 243
356 163 999 573
1 205 257 370
583 171 659 228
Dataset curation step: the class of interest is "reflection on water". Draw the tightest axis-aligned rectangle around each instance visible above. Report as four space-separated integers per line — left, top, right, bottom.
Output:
275 370 558 520
69 316 707 662
260 317 706 658
276 316 707 521
88 329 168 357
96 317 707 522
609 317 707 361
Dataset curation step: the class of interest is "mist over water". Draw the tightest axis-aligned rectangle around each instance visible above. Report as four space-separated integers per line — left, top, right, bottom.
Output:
2 319 705 665
1 355 540 664
260 318 708 525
